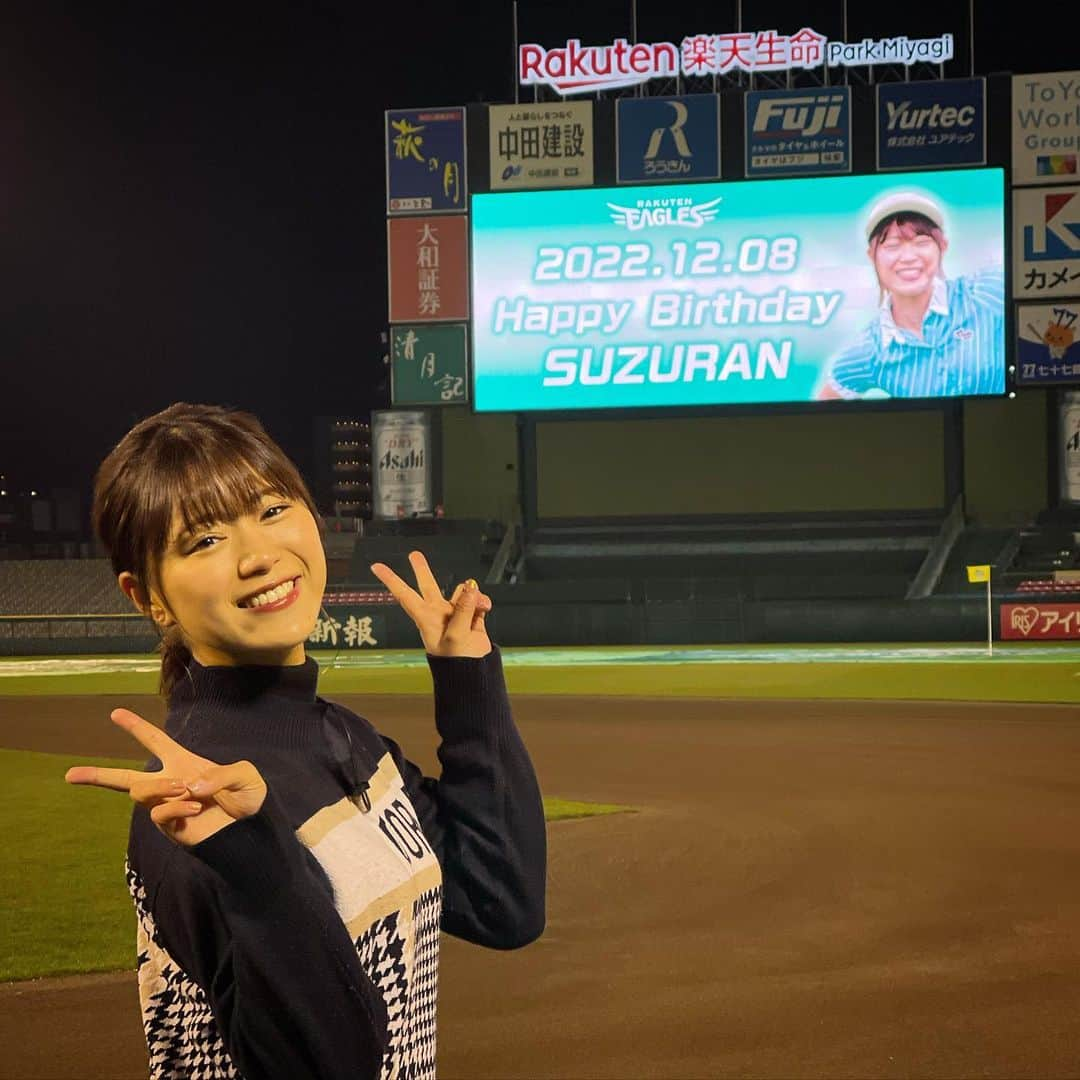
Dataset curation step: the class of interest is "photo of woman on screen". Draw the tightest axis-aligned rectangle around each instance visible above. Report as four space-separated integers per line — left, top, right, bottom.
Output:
818 190 1004 400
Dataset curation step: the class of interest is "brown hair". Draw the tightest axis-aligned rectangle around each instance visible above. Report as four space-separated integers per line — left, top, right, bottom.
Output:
91 403 322 699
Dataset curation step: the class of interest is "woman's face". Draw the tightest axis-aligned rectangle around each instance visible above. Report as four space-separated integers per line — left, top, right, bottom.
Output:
148 489 327 667
870 221 946 300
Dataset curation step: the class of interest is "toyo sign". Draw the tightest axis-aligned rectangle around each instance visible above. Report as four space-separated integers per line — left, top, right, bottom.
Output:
519 30 954 96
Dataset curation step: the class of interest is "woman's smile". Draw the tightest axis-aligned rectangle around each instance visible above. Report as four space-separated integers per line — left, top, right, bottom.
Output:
238 576 301 612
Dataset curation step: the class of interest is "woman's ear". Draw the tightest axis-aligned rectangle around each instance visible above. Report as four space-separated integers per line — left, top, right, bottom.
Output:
118 572 174 627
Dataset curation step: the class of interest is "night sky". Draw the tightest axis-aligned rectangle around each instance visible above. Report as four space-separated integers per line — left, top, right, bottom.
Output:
0 1 1073 498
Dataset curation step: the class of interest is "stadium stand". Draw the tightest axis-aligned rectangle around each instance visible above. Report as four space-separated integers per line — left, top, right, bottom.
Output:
517 512 945 602
4 508 1078 653
0 559 153 656
996 513 1080 597
0 560 128 615
933 525 1019 595
338 518 502 598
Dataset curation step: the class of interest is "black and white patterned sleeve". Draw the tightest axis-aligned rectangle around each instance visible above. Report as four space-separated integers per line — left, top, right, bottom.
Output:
128 789 387 1080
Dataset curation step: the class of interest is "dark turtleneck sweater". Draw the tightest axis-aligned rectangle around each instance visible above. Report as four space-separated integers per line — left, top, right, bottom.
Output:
125 644 545 1080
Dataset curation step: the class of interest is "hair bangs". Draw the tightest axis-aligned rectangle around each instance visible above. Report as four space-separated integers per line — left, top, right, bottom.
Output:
872 212 942 248
152 431 311 552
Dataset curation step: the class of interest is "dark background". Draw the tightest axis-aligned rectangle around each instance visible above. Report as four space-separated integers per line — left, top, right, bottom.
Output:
0 0 1071 497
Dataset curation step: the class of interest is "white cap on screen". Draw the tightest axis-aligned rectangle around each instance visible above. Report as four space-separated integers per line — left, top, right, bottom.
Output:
864 192 946 241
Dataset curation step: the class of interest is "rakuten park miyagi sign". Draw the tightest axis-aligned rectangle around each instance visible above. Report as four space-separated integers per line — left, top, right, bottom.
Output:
519 29 955 96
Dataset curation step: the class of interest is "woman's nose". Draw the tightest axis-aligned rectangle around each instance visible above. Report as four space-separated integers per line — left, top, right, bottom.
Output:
235 526 278 576
238 548 277 577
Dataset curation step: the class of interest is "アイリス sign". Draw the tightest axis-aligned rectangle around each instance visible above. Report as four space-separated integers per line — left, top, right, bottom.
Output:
519 30 954 95
1001 603 1080 639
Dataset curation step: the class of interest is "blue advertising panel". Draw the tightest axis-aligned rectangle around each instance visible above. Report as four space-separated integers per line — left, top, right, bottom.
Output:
616 95 721 184
386 107 467 214
745 88 850 177
470 168 1006 412
877 78 985 170
1013 186 1080 298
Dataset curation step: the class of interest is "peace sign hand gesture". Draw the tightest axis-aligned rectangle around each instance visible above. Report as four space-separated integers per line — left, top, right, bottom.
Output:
65 708 267 847
370 550 493 658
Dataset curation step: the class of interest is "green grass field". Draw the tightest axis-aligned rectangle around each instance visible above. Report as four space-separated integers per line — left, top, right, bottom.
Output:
0 748 631 983
1 643 1077 702
2 642 1076 981
3 749 139 983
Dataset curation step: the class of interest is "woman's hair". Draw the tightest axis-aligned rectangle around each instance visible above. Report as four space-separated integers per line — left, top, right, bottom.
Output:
91 403 321 699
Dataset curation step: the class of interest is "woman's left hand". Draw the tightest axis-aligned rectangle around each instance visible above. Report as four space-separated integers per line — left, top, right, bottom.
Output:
370 550 493 658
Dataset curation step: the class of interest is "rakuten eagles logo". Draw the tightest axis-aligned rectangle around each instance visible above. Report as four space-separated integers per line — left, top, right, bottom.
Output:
607 195 722 231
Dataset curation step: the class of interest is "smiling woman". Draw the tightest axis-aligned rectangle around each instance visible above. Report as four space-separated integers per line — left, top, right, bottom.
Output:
91 404 328 692
64 403 546 1080
137 490 327 670
819 190 1004 400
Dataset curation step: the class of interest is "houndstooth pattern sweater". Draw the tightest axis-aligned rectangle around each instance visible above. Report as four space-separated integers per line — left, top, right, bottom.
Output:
125 645 546 1080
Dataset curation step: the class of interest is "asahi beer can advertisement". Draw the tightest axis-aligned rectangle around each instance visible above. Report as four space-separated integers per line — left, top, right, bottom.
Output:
372 410 432 519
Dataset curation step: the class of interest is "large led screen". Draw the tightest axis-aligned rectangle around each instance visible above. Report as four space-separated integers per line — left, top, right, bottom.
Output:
470 167 1005 411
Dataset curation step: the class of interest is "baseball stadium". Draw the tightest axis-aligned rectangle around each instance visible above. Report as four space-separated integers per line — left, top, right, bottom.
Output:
3 4 1080 1080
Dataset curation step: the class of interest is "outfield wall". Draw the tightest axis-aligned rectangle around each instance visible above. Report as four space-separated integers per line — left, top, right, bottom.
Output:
0 597 993 656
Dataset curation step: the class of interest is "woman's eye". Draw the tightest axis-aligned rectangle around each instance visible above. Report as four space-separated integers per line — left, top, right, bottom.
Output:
189 535 219 552
263 503 290 519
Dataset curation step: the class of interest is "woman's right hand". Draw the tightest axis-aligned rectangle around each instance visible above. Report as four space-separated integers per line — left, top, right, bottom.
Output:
65 708 267 847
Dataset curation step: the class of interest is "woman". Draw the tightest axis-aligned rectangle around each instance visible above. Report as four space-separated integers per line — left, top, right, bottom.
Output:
820 191 1004 400
65 402 546 1080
